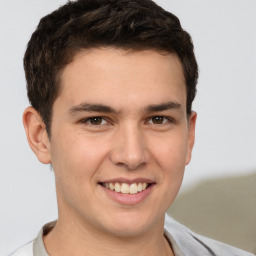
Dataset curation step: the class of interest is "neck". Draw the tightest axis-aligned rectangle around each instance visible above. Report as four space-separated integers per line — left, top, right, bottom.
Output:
43 215 174 256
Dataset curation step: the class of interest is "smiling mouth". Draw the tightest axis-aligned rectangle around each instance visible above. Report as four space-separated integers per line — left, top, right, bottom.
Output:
100 182 151 195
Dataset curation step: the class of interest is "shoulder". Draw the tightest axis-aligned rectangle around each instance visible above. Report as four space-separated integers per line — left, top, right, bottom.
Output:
164 214 255 256
8 241 33 256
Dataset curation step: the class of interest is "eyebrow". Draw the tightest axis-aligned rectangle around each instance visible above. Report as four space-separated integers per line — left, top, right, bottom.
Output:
68 103 118 115
144 101 182 113
68 101 182 115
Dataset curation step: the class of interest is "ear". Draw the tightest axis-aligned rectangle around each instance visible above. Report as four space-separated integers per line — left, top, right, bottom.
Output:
23 107 51 164
186 111 197 165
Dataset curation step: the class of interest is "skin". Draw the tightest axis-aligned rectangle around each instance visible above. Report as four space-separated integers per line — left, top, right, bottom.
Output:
23 48 196 256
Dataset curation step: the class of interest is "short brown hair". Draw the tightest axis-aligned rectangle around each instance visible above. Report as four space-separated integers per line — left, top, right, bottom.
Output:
24 0 198 135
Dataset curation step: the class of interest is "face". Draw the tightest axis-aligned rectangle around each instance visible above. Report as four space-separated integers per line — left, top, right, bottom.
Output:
47 48 196 237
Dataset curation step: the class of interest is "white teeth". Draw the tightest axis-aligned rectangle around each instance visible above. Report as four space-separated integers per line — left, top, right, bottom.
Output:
137 183 143 192
114 182 121 192
121 183 130 194
102 182 149 194
129 183 138 194
109 183 114 190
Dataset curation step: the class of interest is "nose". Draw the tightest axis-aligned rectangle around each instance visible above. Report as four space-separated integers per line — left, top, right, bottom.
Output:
109 124 150 170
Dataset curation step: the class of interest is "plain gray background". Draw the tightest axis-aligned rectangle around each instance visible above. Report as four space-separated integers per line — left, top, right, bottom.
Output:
0 0 255 254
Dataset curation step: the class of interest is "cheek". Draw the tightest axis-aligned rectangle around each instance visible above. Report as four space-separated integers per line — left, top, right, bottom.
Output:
149 130 188 172
149 130 188 200
49 132 108 208
49 129 111 192
148 135 187 214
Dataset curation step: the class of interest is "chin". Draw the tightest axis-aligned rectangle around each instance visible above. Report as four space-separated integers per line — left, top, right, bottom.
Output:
105 223 149 238
99 210 162 237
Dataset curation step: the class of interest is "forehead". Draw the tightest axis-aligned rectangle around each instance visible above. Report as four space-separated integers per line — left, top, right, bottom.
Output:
57 48 186 112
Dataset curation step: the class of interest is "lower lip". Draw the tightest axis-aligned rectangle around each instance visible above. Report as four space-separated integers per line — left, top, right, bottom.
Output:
100 184 155 205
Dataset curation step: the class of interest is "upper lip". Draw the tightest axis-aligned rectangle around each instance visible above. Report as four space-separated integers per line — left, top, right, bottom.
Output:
99 177 155 184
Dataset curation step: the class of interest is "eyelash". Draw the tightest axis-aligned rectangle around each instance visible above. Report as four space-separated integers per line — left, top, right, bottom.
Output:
147 116 174 125
79 116 175 126
80 116 109 126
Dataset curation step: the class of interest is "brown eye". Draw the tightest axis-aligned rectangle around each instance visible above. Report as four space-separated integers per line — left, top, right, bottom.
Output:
89 117 103 125
152 116 164 124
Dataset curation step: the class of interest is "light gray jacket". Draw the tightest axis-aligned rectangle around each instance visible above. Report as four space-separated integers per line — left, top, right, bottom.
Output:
10 215 255 256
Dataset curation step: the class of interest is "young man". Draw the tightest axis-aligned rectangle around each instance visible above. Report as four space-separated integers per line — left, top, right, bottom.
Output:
11 0 254 255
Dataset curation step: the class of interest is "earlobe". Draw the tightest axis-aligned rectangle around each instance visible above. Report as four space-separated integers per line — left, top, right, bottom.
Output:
23 107 51 164
186 111 197 165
